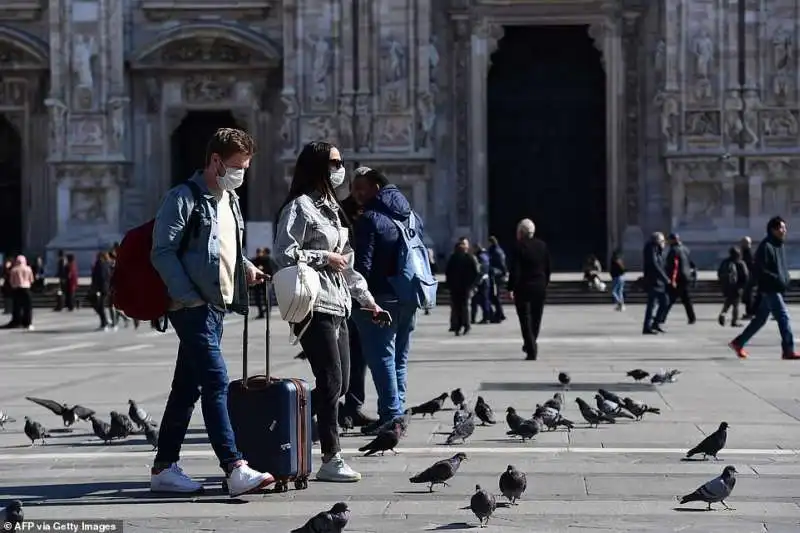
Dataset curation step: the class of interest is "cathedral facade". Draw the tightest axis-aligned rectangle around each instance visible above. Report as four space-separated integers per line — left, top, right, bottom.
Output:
0 0 799 271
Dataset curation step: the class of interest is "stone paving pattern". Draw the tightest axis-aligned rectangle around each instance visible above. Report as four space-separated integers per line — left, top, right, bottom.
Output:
1 305 799 532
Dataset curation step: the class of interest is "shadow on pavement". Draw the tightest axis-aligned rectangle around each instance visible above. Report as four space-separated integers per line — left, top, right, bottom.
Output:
427 523 476 530
480 382 655 392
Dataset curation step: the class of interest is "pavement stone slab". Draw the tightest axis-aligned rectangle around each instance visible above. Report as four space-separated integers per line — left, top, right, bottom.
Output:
1 304 800 532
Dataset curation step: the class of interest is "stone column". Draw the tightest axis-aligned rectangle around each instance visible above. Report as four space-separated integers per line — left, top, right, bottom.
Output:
353 0 373 152
337 0 356 154
279 0 301 161
451 16 471 235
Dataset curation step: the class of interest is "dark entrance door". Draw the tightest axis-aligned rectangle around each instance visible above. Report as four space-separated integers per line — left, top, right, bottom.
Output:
0 115 23 258
487 25 607 271
170 111 249 220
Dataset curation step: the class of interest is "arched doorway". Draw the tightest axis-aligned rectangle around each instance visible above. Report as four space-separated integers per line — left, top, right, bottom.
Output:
0 115 23 258
170 110 250 220
487 25 607 271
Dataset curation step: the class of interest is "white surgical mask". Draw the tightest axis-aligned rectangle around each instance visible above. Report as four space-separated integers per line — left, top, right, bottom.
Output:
217 166 245 191
329 167 346 188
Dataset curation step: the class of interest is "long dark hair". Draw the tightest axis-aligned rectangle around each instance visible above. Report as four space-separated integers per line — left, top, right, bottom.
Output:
275 141 351 229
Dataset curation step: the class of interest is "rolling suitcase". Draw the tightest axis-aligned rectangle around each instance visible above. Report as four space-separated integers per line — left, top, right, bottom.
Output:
227 282 313 492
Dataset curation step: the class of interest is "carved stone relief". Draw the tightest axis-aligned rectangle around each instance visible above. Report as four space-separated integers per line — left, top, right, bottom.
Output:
69 117 104 148
354 93 373 152
669 160 730 229
770 28 793 105
336 94 355 150
689 29 715 104
299 115 335 146
741 91 760 148
685 111 720 137
44 98 69 157
0 79 26 107
69 187 107 223
760 109 799 141
305 34 333 108
108 96 129 151
279 92 299 152
655 90 680 148
183 74 236 103
72 34 97 110
379 34 409 112
416 91 435 150
161 38 253 64
0 42 37 65
427 35 440 95
376 116 412 150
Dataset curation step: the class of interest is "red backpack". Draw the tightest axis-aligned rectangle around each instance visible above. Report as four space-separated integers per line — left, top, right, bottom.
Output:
111 181 202 321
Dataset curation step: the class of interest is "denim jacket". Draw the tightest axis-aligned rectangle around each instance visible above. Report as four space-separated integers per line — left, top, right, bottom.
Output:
151 172 253 315
274 192 375 317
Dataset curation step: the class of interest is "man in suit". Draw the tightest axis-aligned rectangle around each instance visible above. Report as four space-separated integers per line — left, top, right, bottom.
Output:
642 232 670 334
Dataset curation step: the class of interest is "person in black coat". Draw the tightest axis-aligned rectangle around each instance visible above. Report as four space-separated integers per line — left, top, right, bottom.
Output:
641 232 670 334
507 218 551 360
446 237 480 336
717 246 748 327
739 236 756 317
90 251 112 330
662 233 696 325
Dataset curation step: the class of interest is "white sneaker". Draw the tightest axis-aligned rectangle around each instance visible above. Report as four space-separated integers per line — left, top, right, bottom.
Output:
150 463 204 493
26 325 34 331
316 453 361 482
226 461 274 497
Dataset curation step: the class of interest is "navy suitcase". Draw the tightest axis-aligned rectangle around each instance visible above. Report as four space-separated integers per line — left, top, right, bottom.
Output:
227 283 313 492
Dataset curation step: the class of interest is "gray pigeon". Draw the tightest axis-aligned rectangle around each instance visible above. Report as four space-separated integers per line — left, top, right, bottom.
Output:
470 484 496 528
108 411 134 440
543 392 564 412
626 369 650 381
594 394 635 420
507 416 542 442
557 372 571 388
575 398 615 427
474 396 496 425
622 397 661 420
409 452 467 492
534 404 575 431
499 464 527 505
89 415 112 444
144 423 159 450
451 388 465 407
127 399 152 430
651 368 682 384
291 501 350 533
686 422 728 460
359 423 401 456
410 393 448 418
597 388 624 406
677 465 737 510
0 410 15 429
24 416 49 445
446 411 475 444
0 500 23 530
453 403 469 426
505 407 524 433
25 397 95 427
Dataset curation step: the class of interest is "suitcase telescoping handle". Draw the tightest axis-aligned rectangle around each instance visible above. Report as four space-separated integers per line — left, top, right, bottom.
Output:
241 280 271 382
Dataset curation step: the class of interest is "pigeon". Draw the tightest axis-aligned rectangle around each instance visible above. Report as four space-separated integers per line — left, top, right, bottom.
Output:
451 388 465 407
409 393 448 417
651 368 682 384
597 388 624 406
0 410 15 429
626 369 650 381
0 500 23 530
594 394 635 420
686 422 728 460
108 411 134 440
453 403 470 426
372 411 412 437
557 372 571 388
543 392 564 412
127 399 153 430
358 422 401 456
144 423 159 450
677 465 737 510
575 397 615 427
446 412 475 444
508 416 542 442
470 484 496 528
499 464 527 505
505 407 525 434
409 452 467 492
291 501 350 533
534 404 575 431
294 351 307 360
25 397 95 427
89 415 112 443
474 396 496 425
338 413 354 435
24 416 49 445
622 397 661 420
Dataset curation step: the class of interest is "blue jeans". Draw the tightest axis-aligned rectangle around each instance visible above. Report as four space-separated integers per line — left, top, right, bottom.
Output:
611 276 625 305
353 300 417 422
643 290 668 331
155 304 241 471
734 292 795 353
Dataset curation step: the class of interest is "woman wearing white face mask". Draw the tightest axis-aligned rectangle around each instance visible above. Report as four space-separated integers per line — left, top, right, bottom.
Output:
274 141 383 483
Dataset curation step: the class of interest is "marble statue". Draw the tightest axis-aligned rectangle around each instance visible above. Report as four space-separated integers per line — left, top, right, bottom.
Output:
742 92 760 147
654 39 666 72
44 98 69 156
279 93 299 150
655 91 679 146
309 35 331 83
427 36 440 92
337 95 355 149
72 34 96 90
109 97 128 148
773 30 792 72
354 94 372 151
763 110 799 137
70 188 106 223
384 37 406 83
693 31 713 78
416 92 436 148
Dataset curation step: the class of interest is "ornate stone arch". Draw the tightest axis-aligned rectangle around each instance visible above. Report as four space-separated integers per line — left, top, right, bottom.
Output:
0 25 49 70
128 22 282 70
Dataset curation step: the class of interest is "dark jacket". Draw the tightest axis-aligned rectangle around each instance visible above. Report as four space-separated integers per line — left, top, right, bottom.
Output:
754 234 791 294
91 259 111 295
665 243 693 285
488 244 508 277
476 250 491 286
718 258 749 295
446 250 479 295
353 185 420 298
642 241 670 292
507 237 551 298
609 256 625 278
741 246 754 271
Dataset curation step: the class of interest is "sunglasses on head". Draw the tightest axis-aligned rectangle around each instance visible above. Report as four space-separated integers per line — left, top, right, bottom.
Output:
329 159 344 169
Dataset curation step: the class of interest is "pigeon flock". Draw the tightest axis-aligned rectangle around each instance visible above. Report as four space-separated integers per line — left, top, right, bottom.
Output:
1 365 742 530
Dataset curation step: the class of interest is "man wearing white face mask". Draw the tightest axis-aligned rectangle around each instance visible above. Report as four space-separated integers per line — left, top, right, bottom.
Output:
150 128 273 497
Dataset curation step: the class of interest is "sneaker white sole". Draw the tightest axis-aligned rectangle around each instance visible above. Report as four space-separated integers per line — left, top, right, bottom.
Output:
228 475 275 497
150 484 205 494
316 473 362 482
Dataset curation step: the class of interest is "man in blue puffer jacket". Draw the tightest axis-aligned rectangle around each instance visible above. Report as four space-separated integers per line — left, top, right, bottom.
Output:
350 167 423 435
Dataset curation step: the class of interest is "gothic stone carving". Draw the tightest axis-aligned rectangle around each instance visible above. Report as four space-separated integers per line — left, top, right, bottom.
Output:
380 34 409 112
685 111 721 138
69 117 104 148
354 93 373 152
299 115 335 146
761 109 799 144
0 79 26 107
655 91 680 148
44 98 69 157
72 34 97 109
748 159 800 216
416 91 435 150
336 95 355 150
453 18 470 225
0 42 38 66
161 38 253 64
623 13 641 223
182 74 236 103
279 92 299 153
108 96 129 151
669 160 731 228
306 34 333 107
69 188 107 224
691 29 714 102
376 116 412 150
771 28 793 105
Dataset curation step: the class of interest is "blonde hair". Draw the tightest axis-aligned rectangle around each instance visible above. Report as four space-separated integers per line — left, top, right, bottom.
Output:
517 219 536 239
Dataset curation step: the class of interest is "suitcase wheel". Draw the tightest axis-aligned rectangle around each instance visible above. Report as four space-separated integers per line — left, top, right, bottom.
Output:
294 477 309 490
274 479 290 493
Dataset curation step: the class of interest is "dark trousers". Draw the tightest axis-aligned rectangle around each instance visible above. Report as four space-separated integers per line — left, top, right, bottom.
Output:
665 283 696 323
156 304 241 471
343 316 366 410
450 290 470 334
514 293 545 358
92 292 109 327
743 282 756 315
643 289 669 331
490 276 505 320
10 288 32 327
471 283 491 323
55 281 76 311
296 312 350 457
252 286 266 317
721 292 740 323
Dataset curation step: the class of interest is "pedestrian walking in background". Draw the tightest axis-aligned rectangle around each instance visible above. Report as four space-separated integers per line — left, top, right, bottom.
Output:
471 244 493 324
445 237 479 336
717 246 748 327
740 236 756 318
663 233 696 325
487 235 507 322
609 249 626 311
90 251 112 331
1 258 12 315
2 255 35 330
641 232 670 335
